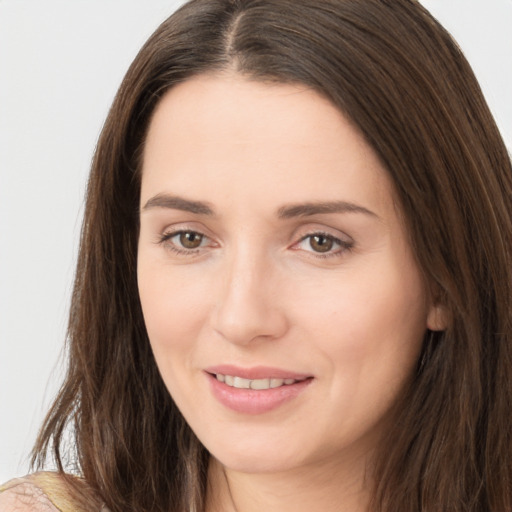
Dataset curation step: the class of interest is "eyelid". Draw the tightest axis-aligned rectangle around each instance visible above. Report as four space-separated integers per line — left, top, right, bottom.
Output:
160 230 208 245
156 221 214 241
156 225 217 255
290 227 354 258
292 223 353 243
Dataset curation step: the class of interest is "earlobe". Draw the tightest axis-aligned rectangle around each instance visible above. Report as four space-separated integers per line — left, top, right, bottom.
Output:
427 304 450 332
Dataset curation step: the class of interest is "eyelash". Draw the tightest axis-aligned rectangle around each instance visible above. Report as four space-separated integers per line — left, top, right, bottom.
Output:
157 230 210 255
294 231 354 259
157 229 354 258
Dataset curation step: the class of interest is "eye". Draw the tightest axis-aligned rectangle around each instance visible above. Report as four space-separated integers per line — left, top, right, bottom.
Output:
177 231 204 249
294 232 353 257
308 234 336 253
158 229 210 254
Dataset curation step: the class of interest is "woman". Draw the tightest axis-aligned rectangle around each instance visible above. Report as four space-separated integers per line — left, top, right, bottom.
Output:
2 0 511 511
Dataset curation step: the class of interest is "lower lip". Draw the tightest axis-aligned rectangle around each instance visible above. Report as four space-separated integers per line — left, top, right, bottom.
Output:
206 373 312 415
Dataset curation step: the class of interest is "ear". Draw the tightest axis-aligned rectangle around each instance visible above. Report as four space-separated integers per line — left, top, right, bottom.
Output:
427 303 450 331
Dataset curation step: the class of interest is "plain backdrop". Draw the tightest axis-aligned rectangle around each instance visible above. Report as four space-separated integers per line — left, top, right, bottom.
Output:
0 0 511 482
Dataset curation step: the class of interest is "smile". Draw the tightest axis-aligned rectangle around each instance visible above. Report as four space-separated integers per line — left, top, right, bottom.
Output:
206 368 313 414
215 374 308 390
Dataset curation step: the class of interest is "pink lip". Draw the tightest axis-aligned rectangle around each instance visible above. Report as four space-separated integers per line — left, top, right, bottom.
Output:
205 364 311 380
204 365 313 415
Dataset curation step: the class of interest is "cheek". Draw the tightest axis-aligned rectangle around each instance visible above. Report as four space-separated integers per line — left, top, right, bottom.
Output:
295 258 428 389
137 260 212 367
137 263 216 417
297 263 426 341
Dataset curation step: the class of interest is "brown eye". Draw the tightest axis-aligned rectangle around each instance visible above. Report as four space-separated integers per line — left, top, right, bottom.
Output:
309 234 334 253
179 231 203 249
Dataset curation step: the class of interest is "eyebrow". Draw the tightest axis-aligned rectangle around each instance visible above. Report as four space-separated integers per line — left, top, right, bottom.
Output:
277 201 378 219
141 194 377 220
142 194 215 215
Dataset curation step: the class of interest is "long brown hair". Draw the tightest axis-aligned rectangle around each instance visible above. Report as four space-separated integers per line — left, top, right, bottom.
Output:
32 1 512 511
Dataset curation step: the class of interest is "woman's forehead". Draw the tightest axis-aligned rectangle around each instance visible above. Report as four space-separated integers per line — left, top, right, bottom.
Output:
141 74 394 219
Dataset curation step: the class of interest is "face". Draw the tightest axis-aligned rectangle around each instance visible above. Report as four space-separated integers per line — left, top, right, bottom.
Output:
137 74 439 475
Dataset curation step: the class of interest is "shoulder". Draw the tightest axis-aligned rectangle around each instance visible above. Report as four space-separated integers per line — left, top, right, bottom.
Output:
0 476 57 511
0 472 109 512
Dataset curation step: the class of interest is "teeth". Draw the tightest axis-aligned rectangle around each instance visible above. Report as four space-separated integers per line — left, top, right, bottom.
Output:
233 376 251 389
215 374 304 390
270 378 284 388
250 378 270 390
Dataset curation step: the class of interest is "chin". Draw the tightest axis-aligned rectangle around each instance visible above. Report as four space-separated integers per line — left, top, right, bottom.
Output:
214 450 300 475
203 430 306 474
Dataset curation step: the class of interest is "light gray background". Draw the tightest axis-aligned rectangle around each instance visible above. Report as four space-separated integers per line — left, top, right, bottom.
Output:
0 0 511 481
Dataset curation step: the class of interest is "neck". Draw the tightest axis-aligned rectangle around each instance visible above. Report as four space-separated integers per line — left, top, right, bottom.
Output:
206 454 372 512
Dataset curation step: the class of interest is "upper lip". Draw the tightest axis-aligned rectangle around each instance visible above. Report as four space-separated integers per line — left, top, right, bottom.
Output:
205 364 312 380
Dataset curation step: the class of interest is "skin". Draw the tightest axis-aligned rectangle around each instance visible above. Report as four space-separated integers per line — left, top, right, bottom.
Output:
137 74 443 512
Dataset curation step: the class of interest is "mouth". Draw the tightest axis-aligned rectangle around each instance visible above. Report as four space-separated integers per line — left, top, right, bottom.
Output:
213 373 310 390
204 366 313 414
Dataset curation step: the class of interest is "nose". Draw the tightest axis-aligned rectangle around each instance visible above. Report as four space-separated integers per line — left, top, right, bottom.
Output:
211 249 288 346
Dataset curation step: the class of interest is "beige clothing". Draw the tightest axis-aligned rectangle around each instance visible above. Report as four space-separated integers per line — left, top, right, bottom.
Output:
0 472 109 512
